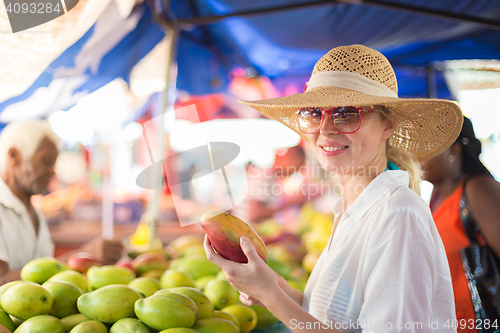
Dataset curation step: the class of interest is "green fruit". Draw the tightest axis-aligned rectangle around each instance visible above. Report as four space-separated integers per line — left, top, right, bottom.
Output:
215 271 227 281
203 280 239 310
195 275 216 291
160 270 195 289
134 293 197 331
1 283 52 320
87 266 135 290
163 287 214 320
128 278 161 298
14 315 65 333
110 318 149 333
250 304 279 330
159 329 199 333
213 310 239 331
192 318 238 333
42 280 83 318
49 270 88 293
20 257 67 284
170 258 221 280
0 309 15 332
0 281 26 310
77 285 141 324
266 258 292 280
60 314 90 332
221 304 257 333
70 320 107 333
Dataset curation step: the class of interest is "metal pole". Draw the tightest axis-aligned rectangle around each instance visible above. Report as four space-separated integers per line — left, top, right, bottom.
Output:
147 25 179 246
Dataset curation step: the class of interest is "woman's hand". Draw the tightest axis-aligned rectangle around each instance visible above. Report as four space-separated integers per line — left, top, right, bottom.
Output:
203 235 279 307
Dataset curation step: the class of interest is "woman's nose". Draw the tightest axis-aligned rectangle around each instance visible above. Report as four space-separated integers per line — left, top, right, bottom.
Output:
320 114 339 135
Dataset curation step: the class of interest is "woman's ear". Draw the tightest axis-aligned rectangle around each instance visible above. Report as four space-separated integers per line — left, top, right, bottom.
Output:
7 147 22 167
381 116 396 140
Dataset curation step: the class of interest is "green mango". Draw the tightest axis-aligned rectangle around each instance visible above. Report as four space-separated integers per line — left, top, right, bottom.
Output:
192 318 239 333
203 280 239 310
87 266 135 290
60 314 90 332
14 315 65 333
1 283 52 320
162 287 214 320
109 318 149 333
250 304 280 330
194 275 216 291
170 258 221 280
0 309 15 332
20 257 67 284
0 281 26 310
77 285 141 324
159 329 199 333
134 293 197 331
128 278 161 298
42 281 82 319
70 320 107 333
49 270 88 293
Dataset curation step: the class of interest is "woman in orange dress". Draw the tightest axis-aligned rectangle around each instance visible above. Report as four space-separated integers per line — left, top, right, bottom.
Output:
421 117 500 332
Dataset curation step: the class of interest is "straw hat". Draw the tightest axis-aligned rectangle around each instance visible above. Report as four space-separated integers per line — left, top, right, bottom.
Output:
239 44 464 161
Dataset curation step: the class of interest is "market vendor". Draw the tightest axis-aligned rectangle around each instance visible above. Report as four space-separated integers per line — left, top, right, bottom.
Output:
0 120 123 284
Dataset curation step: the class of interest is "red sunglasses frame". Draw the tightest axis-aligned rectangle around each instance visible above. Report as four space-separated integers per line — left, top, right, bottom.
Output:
296 106 378 134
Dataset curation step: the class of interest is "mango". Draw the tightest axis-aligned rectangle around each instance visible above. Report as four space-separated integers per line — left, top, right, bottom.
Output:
0 309 15 332
1 282 52 320
160 287 214 319
195 275 216 291
192 318 239 333
200 211 267 263
139 269 165 280
221 304 257 333
66 253 103 274
48 270 88 293
14 315 65 333
0 281 26 310
132 253 169 276
159 329 199 333
70 320 107 333
170 257 220 280
77 285 141 324
160 270 195 289
128 278 161 298
20 257 67 284
213 310 239 331
87 265 135 290
42 281 83 318
110 318 149 333
60 314 90 331
250 304 279 330
134 293 197 331
0 324 10 333
203 280 239 310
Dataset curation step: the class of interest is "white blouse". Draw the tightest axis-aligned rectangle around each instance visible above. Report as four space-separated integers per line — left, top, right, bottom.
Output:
302 170 456 333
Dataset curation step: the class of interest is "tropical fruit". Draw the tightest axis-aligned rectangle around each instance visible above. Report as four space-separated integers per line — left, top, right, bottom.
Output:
203 280 239 310
132 253 169 276
251 304 279 330
70 320 108 332
77 285 141 324
162 287 214 319
1 282 52 320
42 280 83 318
214 310 239 331
0 309 14 332
170 257 220 280
195 275 216 291
48 270 88 293
221 304 257 333
0 281 26 310
60 313 90 331
159 328 199 333
14 315 65 333
110 318 150 333
20 257 67 284
200 211 267 263
160 270 195 289
128 277 161 298
66 253 103 274
134 293 197 331
87 265 136 289
192 318 239 333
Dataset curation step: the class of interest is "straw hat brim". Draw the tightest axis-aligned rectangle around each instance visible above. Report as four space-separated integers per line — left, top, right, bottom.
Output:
239 86 464 162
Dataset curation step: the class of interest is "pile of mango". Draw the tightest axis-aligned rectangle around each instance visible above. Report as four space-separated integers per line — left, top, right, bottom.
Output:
0 235 281 333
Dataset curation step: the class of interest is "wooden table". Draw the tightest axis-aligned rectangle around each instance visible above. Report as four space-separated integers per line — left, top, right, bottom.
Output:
49 220 204 256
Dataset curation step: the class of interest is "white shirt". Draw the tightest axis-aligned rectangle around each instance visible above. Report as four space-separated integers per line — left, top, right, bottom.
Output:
302 170 456 333
0 179 54 270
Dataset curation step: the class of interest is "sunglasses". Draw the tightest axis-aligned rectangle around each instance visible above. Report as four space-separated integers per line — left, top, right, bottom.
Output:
296 106 379 134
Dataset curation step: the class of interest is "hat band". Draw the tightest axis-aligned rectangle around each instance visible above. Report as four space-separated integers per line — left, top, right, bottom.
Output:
305 71 398 98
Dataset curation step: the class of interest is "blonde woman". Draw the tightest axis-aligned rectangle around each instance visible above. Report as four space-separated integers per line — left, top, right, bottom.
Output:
205 45 463 332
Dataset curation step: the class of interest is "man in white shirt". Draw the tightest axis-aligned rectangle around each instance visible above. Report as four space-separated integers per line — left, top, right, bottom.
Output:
0 120 123 284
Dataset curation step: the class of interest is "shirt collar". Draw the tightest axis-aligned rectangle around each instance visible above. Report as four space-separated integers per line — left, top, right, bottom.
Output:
333 170 410 222
0 178 27 215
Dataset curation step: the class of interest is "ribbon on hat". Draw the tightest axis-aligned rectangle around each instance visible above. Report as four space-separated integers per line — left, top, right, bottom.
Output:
305 71 398 98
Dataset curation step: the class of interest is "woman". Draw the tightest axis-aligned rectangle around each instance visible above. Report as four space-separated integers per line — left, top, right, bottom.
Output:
204 44 463 332
421 117 500 332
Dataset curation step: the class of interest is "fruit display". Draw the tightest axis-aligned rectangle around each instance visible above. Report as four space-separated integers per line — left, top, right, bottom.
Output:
0 207 333 332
